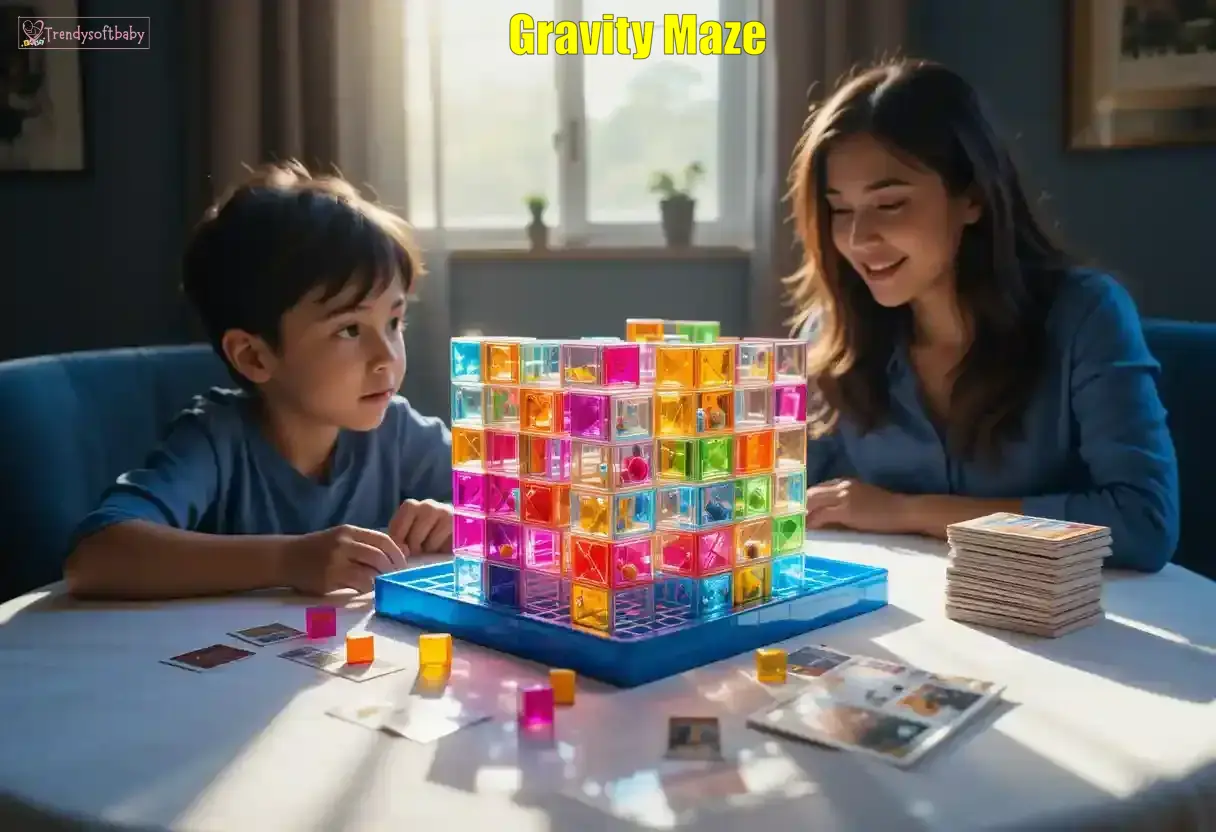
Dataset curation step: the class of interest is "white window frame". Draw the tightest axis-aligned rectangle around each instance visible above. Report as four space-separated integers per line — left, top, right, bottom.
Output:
401 0 762 252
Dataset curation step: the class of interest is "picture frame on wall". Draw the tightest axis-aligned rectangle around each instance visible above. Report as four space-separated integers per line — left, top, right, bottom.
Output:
1065 0 1216 149
0 0 88 172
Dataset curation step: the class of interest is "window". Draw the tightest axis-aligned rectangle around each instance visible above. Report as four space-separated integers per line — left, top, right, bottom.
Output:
403 0 760 248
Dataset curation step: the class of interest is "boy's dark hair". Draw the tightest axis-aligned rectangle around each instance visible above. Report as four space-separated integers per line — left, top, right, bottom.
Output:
182 160 424 382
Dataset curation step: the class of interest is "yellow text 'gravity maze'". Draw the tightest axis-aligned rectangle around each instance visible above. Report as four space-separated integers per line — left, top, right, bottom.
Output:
508 13 766 58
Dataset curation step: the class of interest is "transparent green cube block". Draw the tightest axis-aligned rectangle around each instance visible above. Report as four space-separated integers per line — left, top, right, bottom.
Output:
772 512 806 555
656 436 734 483
734 474 771 518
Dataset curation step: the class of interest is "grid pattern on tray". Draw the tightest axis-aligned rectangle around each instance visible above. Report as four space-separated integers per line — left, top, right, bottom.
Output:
390 557 874 642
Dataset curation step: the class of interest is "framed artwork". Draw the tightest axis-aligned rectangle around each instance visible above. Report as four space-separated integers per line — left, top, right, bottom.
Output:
0 0 87 172
1065 0 1216 149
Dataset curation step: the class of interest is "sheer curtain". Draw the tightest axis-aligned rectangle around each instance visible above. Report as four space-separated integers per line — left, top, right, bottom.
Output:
335 0 452 422
748 0 909 339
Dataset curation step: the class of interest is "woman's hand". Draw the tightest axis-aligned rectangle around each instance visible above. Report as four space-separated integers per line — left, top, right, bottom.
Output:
805 479 909 534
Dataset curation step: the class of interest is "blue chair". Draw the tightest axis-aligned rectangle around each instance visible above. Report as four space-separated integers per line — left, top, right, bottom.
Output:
0 345 230 601
1143 319 1216 581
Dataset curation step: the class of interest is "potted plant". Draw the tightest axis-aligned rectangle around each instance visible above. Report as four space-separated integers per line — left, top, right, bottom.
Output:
649 162 705 248
524 193 549 251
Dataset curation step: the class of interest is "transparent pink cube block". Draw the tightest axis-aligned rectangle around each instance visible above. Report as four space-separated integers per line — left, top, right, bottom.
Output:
773 382 808 424
485 518 522 565
452 471 486 512
518 685 555 731
485 474 520 517
452 512 486 558
524 526 565 574
520 434 571 481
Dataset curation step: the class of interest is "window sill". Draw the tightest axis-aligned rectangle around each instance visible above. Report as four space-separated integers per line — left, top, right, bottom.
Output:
447 246 750 263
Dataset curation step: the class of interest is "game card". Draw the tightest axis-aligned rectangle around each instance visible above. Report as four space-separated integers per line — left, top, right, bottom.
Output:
382 697 492 743
162 643 255 672
228 622 306 647
665 716 724 762
278 645 406 682
327 697 491 743
786 645 852 678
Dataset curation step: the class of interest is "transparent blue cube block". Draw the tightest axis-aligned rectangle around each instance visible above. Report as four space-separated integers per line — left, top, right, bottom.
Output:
657 481 736 530
655 572 733 621
453 555 484 601
451 338 482 382
770 552 806 598
486 562 522 608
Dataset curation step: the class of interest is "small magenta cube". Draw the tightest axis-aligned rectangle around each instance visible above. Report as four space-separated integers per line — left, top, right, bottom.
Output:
518 685 555 731
305 606 337 639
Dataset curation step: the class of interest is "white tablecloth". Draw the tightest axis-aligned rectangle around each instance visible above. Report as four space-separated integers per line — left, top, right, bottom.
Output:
0 532 1214 832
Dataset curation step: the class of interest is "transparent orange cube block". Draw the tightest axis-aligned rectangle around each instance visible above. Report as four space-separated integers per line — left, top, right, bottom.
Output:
655 344 696 389
451 427 484 470
733 517 773 564
626 318 665 342
521 388 565 434
695 345 734 389
735 428 775 475
483 341 521 384
520 480 570 528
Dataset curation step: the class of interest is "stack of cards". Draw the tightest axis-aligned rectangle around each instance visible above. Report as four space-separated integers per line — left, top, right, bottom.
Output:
945 512 1111 637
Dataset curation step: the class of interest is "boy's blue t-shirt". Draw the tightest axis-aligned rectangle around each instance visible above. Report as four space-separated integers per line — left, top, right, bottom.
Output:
74 388 453 540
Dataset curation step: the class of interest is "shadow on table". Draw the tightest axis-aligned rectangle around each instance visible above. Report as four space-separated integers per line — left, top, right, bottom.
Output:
957 615 1216 704
0 591 345 831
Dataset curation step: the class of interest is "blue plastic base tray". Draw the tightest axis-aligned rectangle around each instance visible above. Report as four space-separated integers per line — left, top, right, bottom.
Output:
374 553 888 688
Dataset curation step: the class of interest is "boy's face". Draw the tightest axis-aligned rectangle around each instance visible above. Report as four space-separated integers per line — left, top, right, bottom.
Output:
249 274 408 432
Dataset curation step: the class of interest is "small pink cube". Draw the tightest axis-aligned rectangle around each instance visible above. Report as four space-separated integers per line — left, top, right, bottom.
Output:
518 685 555 732
306 606 337 639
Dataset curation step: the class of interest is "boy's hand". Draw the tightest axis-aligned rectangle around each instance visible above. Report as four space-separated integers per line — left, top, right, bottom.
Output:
282 525 407 595
389 499 454 555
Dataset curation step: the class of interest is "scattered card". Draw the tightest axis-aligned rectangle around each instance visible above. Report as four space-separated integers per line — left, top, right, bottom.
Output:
786 645 852 678
279 645 406 682
326 701 398 731
326 697 491 743
228 622 306 647
665 716 724 761
382 697 492 743
162 643 255 672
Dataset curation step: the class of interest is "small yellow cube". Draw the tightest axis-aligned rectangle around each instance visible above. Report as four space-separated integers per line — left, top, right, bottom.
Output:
550 668 576 705
345 633 375 665
755 648 787 683
419 632 452 667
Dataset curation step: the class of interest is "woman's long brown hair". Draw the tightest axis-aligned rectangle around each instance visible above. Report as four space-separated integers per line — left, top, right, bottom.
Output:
786 60 1073 460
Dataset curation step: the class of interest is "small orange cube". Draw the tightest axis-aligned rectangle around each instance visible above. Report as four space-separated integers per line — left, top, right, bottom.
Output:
345 633 375 665
550 668 576 705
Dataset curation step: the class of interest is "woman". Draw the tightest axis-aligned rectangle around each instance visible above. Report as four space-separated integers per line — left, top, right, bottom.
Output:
786 59 1178 572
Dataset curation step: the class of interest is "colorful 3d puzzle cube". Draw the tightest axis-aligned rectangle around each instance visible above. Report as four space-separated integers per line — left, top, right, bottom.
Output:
446 319 809 636
305 606 337 639
345 633 374 665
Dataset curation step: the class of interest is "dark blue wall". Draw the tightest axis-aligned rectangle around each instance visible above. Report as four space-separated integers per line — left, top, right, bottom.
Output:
912 0 1216 319
0 0 189 361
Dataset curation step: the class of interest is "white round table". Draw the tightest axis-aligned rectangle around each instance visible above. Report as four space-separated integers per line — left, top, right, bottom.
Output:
1 532 1214 831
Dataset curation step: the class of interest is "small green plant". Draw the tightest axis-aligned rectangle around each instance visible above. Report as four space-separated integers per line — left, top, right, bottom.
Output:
649 162 705 201
524 193 548 214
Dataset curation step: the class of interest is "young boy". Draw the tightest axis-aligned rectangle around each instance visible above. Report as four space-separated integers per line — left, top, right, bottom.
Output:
64 162 453 600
